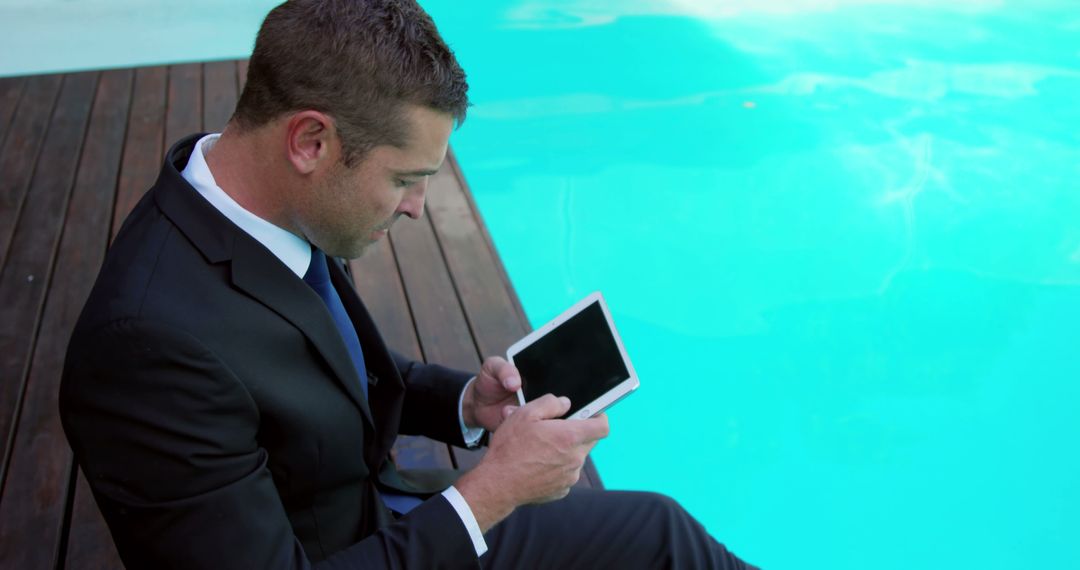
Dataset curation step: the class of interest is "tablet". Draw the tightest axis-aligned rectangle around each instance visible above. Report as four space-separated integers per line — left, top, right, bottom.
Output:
508 292 639 420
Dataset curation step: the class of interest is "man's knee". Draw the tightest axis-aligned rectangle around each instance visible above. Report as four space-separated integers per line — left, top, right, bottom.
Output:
626 491 694 524
643 491 683 512
635 492 758 570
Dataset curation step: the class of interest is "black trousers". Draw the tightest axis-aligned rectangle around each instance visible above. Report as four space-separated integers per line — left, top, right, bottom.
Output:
480 489 758 569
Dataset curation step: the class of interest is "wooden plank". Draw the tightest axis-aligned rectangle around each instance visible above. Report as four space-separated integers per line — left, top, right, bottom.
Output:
165 63 203 147
0 75 62 269
389 213 479 373
237 59 250 93
444 150 532 331
389 188 485 472
65 470 123 570
349 240 424 362
0 71 99 569
203 60 238 133
111 66 167 238
426 153 529 359
46 69 134 570
421 159 492 472
0 77 25 151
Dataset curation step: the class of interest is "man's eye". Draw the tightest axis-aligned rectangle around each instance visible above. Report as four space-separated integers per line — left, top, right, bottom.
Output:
394 179 414 188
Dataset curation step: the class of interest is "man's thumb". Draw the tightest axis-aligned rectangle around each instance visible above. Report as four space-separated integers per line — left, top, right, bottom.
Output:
523 394 571 420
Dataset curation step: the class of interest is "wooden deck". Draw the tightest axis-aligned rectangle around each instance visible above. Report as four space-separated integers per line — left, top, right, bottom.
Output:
0 60 601 569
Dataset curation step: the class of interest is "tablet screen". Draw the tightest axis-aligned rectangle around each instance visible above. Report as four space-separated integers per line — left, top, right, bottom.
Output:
515 300 630 418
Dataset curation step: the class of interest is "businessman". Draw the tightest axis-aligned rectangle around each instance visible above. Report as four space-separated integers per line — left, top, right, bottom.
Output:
59 1 756 568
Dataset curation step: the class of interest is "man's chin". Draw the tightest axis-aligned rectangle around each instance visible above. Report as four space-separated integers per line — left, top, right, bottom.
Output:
320 240 368 261
320 227 391 260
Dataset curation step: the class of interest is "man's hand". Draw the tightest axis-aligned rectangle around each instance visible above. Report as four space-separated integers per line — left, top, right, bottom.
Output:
462 356 522 432
454 394 610 532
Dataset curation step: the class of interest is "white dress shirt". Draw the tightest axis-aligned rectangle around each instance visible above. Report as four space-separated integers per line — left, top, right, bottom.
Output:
181 134 487 556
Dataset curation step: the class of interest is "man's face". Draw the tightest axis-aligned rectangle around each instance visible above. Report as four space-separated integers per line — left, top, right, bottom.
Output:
299 105 454 259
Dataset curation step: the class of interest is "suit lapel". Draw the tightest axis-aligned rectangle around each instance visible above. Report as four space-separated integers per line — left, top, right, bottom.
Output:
230 237 376 430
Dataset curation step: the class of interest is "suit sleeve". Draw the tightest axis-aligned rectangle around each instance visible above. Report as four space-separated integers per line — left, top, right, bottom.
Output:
390 351 475 447
60 319 478 570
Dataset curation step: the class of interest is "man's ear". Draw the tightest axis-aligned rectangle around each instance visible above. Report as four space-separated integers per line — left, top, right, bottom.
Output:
284 110 337 174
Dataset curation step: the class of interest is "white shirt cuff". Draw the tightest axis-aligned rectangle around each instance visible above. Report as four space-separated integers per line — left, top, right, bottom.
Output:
441 485 488 557
457 376 486 447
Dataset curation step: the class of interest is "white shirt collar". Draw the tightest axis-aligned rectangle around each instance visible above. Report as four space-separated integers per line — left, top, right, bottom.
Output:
181 133 311 278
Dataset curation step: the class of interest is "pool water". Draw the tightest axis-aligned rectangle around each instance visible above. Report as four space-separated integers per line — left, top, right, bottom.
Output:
4 1 1078 568
434 3 1080 568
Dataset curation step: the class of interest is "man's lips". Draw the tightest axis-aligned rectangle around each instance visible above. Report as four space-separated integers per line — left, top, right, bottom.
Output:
373 213 403 235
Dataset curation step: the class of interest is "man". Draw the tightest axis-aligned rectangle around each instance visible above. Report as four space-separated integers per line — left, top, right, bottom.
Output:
59 1 756 568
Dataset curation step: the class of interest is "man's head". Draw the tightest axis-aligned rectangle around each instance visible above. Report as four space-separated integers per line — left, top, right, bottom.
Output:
222 0 468 257
236 0 468 165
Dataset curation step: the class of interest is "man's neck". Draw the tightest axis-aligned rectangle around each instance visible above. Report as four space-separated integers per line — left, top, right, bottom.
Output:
203 125 299 236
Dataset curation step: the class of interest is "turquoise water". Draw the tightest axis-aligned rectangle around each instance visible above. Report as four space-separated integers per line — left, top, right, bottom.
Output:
433 2 1080 568
4 1 1079 568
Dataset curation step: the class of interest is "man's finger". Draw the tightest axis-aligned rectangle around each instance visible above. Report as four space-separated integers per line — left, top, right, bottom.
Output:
500 372 521 392
481 356 509 377
481 357 520 390
502 405 518 419
521 394 571 420
579 439 600 455
574 414 610 442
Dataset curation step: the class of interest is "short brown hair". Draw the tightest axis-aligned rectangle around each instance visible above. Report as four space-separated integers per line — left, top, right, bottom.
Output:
234 0 469 165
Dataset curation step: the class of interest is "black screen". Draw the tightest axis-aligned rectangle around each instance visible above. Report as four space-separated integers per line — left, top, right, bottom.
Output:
515 301 630 418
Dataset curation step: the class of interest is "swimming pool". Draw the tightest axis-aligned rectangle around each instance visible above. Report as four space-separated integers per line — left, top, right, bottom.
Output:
3 1 1078 568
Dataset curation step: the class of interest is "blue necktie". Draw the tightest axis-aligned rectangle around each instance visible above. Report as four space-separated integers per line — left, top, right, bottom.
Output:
303 247 422 515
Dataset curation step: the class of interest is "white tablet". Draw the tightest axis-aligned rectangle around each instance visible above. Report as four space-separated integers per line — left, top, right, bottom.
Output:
508 292 639 420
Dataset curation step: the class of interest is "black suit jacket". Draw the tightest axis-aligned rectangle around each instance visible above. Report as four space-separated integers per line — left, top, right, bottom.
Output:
60 134 480 569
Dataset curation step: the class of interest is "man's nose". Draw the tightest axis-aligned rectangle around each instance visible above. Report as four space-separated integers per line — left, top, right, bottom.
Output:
398 179 428 220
